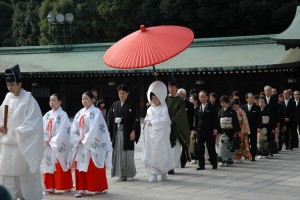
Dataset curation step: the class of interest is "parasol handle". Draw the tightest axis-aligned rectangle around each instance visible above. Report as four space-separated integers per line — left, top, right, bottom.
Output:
152 65 158 80
4 105 8 131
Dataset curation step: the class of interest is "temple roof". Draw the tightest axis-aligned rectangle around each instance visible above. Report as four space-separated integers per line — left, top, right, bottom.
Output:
0 34 299 78
274 6 300 49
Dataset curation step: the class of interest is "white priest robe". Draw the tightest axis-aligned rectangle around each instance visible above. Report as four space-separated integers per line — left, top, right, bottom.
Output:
41 107 71 173
69 105 112 172
142 81 175 175
0 89 44 200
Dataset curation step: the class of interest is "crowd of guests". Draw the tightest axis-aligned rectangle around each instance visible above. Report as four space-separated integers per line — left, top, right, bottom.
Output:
0 64 299 199
142 77 300 179
184 85 300 170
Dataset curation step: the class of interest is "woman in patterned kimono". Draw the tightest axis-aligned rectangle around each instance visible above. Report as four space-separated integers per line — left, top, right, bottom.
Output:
142 81 174 183
257 96 277 158
41 93 73 195
69 91 112 197
230 99 252 163
218 95 240 167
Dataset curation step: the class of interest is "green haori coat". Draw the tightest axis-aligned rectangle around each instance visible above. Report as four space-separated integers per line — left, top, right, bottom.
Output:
166 95 190 148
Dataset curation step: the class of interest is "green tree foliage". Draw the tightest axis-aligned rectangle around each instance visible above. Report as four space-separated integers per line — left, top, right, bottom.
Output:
0 0 300 46
11 0 41 46
0 1 13 46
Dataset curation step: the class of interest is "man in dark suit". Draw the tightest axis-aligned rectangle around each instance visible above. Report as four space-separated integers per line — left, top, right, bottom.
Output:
241 92 262 161
194 90 218 170
293 90 300 148
280 90 296 150
177 88 194 167
264 85 281 150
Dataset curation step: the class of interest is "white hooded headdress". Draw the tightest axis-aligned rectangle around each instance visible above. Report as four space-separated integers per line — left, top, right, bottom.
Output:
147 81 167 106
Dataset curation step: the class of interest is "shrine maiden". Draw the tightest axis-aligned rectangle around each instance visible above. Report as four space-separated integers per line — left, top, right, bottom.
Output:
41 93 73 195
69 91 112 197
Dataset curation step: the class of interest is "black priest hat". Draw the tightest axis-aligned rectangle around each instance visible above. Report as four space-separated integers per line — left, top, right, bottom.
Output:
5 64 22 83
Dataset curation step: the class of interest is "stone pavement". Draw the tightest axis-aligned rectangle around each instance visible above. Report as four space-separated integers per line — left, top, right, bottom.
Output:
44 140 300 200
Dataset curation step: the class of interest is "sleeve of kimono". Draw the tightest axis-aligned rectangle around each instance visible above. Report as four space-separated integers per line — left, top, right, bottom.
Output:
70 112 81 147
50 112 71 171
43 113 49 141
51 112 70 142
81 110 101 150
132 104 141 143
15 96 44 173
0 93 10 126
151 106 170 126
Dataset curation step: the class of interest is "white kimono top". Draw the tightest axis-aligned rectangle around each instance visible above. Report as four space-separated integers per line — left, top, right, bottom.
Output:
0 89 44 175
69 105 112 172
41 107 71 173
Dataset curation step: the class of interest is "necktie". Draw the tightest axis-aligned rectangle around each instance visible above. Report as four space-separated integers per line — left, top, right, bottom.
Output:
79 114 86 139
47 118 53 140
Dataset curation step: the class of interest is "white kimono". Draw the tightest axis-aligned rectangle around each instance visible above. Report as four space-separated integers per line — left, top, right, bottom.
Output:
0 89 44 200
142 81 175 175
69 105 112 172
41 107 71 173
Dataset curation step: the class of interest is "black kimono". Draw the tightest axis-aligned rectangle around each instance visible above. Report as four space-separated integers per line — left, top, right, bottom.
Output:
217 106 240 163
259 107 277 156
107 99 140 178
107 99 140 150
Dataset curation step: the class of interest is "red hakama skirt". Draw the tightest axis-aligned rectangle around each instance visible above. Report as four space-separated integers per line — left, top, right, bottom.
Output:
75 159 108 192
43 162 73 190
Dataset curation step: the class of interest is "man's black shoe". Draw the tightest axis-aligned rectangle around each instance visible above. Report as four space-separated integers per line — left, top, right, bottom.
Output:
168 169 175 174
251 157 255 162
212 164 218 169
196 166 205 170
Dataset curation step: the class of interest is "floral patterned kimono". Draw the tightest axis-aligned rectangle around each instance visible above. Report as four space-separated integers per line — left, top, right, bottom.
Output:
69 104 112 192
41 106 73 190
234 108 252 160
41 107 71 173
69 104 112 172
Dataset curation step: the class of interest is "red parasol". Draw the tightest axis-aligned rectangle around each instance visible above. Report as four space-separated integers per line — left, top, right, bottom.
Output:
103 25 194 75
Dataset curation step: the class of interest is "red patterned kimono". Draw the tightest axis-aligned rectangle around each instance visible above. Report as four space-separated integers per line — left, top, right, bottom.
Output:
234 108 252 160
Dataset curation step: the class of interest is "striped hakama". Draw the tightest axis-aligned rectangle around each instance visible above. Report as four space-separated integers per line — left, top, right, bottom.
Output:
111 127 136 178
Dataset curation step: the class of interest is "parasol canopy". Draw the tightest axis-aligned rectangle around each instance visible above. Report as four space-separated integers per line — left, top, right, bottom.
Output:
103 25 194 69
